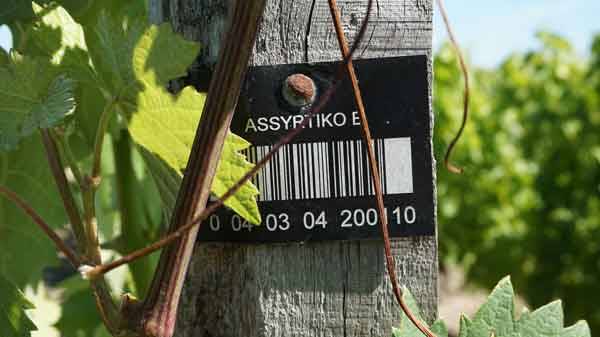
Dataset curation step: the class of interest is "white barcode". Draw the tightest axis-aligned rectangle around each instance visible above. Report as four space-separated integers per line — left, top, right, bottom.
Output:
245 138 413 201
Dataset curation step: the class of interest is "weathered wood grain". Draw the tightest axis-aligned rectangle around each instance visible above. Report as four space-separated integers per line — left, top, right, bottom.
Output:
149 1 437 336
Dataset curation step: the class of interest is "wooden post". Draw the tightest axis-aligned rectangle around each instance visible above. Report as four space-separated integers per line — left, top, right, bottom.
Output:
149 1 436 336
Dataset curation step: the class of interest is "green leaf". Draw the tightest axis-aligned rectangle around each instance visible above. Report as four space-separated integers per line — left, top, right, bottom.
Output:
0 48 7 65
0 53 75 150
0 135 67 287
392 287 448 337
24 4 101 150
392 278 591 337
30 3 95 81
457 277 591 337
0 1 35 25
52 0 95 19
468 277 516 336
59 0 145 28
86 13 261 223
210 134 261 224
111 131 162 296
431 320 449 337
0 274 36 337
54 281 103 337
458 315 473 337
561 321 593 337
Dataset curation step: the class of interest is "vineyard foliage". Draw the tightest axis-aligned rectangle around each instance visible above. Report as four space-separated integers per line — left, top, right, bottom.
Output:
393 277 591 337
0 1 259 335
0 1 597 336
435 33 600 333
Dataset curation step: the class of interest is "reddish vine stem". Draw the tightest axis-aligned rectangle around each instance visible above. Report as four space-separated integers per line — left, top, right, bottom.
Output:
327 1 436 336
437 0 470 174
0 185 81 267
40 129 88 254
40 129 121 333
141 3 270 336
84 0 375 281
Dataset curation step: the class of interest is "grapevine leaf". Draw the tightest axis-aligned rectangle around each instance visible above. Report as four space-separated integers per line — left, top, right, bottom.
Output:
392 278 591 337
0 48 7 65
0 53 75 151
57 0 145 28
51 0 96 20
458 315 472 337
560 321 593 337
85 13 261 223
457 277 591 337
392 287 448 337
467 276 516 337
12 3 101 151
139 147 180 218
0 274 36 337
210 134 261 224
54 287 103 337
0 136 67 286
29 3 95 83
0 1 35 25
431 320 450 337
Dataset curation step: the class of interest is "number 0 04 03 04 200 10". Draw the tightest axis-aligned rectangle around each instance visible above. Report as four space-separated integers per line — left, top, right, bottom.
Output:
206 206 417 232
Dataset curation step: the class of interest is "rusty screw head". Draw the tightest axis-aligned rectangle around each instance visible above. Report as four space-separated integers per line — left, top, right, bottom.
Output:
282 73 316 107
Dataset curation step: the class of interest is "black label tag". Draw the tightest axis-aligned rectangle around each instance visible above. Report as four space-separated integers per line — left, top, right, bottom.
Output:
198 55 434 242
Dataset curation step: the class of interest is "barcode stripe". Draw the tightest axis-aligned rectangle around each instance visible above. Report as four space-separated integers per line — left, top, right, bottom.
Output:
344 141 349 197
324 142 330 198
274 148 280 201
255 147 261 201
308 143 314 199
312 143 323 199
340 142 346 197
287 144 293 200
310 143 316 198
379 139 385 194
331 141 338 198
298 144 303 199
259 147 265 201
356 141 361 196
281 144 286 201
335 142 340 198
349 141 355 197
258 147 264 201
377 139 383 194
365 141 375 195
352 141 358 197
319 143 324 198
247 138 411 201
301 144 306 199
264 147 270 201
313 143 318 198
382 139 387 193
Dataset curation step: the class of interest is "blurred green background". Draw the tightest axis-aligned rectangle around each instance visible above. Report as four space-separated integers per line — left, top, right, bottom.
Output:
435 33 600 332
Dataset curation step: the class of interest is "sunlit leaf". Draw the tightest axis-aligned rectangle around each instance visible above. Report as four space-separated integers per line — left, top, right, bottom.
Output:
0 274 36 337
85 13 261 223
458 277 590 337
0 136 67 286
0 53 75 150
393 278 590 337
